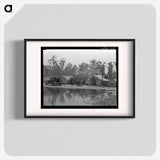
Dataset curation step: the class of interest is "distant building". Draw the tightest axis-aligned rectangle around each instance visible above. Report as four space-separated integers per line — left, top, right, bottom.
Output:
62 76 73 84
93 75 109 86
44 76 61 85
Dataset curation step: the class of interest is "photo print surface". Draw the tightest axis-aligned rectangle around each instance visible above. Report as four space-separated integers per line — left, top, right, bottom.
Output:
41 47 118 108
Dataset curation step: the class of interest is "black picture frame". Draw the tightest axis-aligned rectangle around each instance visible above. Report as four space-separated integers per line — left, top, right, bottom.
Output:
41 46 118 109
24 39 135 118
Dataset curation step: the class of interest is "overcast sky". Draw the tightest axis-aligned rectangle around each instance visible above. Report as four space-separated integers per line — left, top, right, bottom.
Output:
43 49 116 66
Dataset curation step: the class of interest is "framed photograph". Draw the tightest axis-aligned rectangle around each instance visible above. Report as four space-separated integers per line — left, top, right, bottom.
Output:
25 39 135 118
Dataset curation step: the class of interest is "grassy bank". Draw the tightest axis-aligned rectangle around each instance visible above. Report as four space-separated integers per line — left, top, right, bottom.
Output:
44 84 116 91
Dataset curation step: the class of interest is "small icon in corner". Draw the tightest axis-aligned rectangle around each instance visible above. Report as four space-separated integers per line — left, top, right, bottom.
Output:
4 4 12 13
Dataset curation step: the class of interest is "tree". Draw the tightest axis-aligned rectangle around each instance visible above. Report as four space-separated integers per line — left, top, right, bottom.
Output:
52 64 61 76
63 63 73 76
48 55 57 66
79 62 89 72
96 61 106 85
90 59 97 70
58 59 66 71
78 62 89 84
107 62 114 81
48 55 66 77
58 59 66 82
112 61 117 80
71 65 78 76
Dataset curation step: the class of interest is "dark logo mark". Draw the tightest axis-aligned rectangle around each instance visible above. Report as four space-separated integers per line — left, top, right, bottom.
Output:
4 5 12 13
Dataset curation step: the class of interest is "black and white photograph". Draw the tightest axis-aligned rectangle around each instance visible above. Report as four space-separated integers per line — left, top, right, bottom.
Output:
25 39 135 117
42 47 118 108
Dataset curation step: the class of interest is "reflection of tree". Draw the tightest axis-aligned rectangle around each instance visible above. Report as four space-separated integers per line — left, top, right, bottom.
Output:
43 87 56 105
64 89 72 100
43 88 65 105
59 89 65 103
44 87 117 106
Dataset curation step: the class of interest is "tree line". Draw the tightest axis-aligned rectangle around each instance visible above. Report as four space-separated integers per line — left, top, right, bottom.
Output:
43 55 117 81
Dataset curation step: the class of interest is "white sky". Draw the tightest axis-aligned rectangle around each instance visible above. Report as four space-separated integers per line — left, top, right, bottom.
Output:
43 49 116 66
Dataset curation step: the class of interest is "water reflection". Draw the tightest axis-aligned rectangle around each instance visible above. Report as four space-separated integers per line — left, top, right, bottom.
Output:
43 87 117 107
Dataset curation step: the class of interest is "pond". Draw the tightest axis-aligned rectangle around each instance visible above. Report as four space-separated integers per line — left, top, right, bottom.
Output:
43 86 117 107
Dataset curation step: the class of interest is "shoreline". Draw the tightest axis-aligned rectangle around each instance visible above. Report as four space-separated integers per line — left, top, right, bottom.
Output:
44 84 116 90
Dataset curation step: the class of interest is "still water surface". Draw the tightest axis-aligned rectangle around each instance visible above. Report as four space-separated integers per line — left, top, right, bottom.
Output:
43 87 117 107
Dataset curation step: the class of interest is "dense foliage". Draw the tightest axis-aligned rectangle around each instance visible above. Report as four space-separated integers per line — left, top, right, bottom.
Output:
43 55 117 81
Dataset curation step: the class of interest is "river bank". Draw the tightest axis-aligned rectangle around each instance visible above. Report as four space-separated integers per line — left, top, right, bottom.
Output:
44 84 116 91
